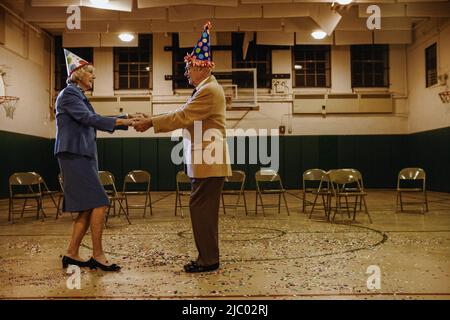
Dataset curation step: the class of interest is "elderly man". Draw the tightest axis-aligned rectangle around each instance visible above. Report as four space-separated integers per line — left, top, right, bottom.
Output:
133 22 231 273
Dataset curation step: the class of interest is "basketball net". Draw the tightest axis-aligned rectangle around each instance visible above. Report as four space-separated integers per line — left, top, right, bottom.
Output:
438 90 450 104
0 96 19 119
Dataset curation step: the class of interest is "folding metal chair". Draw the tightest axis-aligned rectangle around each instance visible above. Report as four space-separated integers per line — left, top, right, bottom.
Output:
30 172 60 218
174 171 191 218
340 168 365 211
396 168 428 213
309 170 333 220
56 173 75 220
123 170 153 217
221 170 248 215
99 171 130 224
302 169 327 213
329 169 372 223
56 173 64 219
255 169 290 216
8 172 45 222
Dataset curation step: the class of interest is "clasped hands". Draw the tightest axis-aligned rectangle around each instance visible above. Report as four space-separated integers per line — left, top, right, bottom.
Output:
118 113 153 132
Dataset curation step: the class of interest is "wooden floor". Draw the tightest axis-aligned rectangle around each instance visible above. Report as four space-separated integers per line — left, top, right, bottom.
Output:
0 189 449 300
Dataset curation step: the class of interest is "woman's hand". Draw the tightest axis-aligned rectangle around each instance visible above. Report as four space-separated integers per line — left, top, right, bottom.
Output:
115 118 134 127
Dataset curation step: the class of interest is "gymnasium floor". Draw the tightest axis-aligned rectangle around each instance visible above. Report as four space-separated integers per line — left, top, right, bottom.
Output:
0 190 449 300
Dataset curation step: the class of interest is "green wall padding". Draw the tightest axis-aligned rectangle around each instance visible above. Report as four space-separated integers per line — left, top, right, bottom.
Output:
0 131 58 197
1 127 449 198
408 128 450 193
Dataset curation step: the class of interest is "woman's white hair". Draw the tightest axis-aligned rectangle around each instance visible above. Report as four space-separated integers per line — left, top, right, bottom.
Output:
69 64 95 83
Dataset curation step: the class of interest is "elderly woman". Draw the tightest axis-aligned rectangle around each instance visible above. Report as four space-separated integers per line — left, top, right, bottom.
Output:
55 50 132 272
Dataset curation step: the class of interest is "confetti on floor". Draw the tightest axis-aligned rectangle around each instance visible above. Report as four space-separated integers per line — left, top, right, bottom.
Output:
0 190 449 299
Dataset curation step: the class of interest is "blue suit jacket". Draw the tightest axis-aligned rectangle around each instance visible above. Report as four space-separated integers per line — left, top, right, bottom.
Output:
54 84 121 158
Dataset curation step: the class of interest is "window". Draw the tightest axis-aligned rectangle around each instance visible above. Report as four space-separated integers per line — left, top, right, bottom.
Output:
172 32 273 89
114 34 152 90
172 33 193 90
172 33 232 90
351 45 389 88
232 33 272 89
425 43 437 88
54 36 93 91
293 45 331 88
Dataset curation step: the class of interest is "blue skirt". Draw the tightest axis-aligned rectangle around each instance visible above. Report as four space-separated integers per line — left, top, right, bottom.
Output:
57 152 110 212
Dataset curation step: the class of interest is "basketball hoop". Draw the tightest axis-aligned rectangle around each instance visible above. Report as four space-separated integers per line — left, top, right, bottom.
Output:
439 91 450 104
0 96 19 119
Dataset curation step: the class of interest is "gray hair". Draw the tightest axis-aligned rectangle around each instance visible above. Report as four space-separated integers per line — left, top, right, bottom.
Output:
67 65 95 84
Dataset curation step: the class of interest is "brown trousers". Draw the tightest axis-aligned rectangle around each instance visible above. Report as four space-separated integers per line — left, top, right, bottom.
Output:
189 176 225 266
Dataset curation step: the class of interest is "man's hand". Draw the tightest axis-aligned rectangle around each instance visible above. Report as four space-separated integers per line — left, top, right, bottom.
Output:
133 117 153 132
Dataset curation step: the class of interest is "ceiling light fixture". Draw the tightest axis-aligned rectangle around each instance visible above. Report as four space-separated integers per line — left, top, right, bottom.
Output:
311 30 327 40
336 0 352 5
294 65 303 70
90 0 110 6
118 33 135 42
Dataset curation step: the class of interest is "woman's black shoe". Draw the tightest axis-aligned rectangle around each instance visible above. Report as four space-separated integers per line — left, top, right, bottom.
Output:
62 255 90 268
88 257 121 272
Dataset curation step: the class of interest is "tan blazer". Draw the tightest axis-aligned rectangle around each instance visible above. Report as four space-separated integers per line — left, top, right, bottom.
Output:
152 75 232 178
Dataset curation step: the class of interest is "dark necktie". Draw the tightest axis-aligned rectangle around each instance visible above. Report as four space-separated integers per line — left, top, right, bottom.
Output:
191 88 197 97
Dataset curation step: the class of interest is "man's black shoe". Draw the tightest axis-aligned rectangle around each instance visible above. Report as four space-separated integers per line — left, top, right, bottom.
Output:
183 261 219 273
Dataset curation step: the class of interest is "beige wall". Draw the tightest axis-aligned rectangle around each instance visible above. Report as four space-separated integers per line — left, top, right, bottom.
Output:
407 20 450 133
330 45 351 93
92 47 114 97
98 39 410 138
152 33 173 97
0 13 52 138
2 24 447 139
